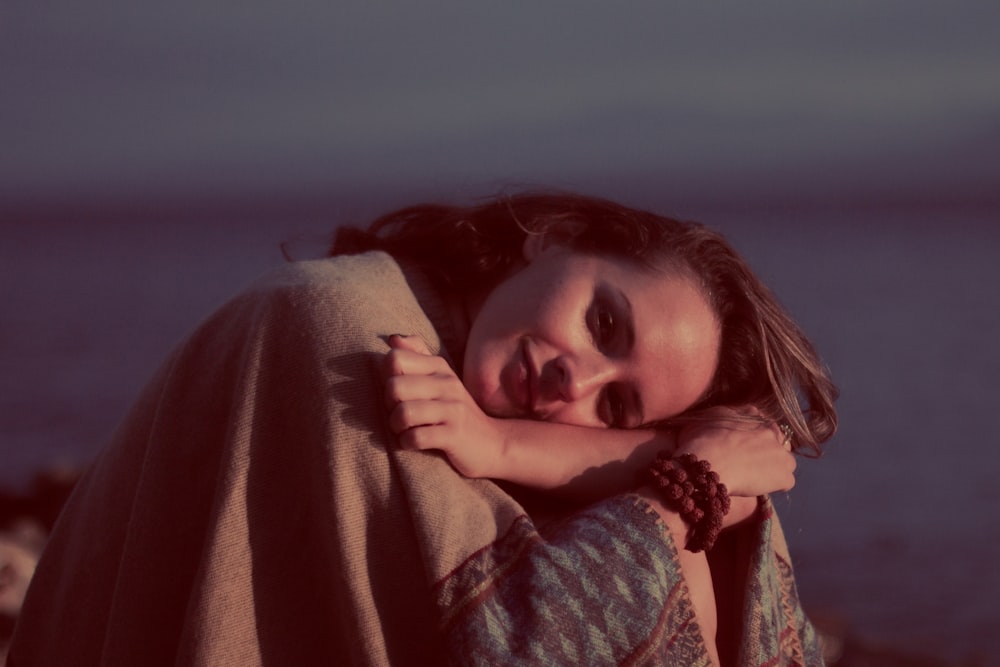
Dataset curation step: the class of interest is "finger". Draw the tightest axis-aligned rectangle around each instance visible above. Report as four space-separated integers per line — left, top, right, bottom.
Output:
385 347 454 377
388 334 432 355
395 424 457 452
782 470 797 491
780 451 797 490
385 373 465 407
388 399 447 435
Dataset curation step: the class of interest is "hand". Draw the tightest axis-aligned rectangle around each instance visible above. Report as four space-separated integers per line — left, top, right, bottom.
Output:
674 406 796 498
383 335 508 478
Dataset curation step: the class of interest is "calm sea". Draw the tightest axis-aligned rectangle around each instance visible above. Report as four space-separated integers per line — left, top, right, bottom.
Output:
2 204 998 662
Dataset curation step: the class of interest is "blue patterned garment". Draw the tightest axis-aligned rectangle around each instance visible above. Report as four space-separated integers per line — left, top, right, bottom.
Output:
437 496 822 666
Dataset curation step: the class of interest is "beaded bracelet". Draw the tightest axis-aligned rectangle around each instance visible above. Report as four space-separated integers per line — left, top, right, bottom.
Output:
640 452 731 553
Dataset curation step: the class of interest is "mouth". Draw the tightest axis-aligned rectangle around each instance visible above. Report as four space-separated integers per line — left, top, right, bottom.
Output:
502 338 538 418
519 338 540 418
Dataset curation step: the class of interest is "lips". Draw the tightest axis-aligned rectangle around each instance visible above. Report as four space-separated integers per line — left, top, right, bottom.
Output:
500 338 537 417
521 339 538 417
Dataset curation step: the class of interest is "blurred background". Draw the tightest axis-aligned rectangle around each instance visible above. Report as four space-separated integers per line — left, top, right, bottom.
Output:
2 1 998 664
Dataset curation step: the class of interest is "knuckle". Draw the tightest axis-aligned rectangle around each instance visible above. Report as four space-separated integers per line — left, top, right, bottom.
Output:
390 404 414 432
385 349 405 374
398 402 418 425
408 428 435 451
384 376 402 402
397 426 430 451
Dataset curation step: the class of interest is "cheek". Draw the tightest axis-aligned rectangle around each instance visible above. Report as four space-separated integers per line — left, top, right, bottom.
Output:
460 338 487 395
461 336 504 409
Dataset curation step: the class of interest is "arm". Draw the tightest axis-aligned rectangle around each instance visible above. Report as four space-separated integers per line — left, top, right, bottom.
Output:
385 335 795 510
384 334 672 500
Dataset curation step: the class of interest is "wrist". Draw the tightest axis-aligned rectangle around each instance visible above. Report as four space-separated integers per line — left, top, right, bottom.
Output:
484 418 516 478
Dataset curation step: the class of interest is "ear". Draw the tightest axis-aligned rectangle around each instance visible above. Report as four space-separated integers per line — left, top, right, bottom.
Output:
521 220 587 262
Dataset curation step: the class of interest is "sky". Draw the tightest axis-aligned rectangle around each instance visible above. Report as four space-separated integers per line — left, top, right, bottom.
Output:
2 1 999 209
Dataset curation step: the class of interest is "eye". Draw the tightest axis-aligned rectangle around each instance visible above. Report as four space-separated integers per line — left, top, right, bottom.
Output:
600 384 626 428
592 302 616 349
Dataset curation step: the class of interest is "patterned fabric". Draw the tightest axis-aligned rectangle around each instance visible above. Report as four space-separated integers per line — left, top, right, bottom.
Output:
10 252 821 666
735 501 825 667
437 499 709 666
438 495 822 667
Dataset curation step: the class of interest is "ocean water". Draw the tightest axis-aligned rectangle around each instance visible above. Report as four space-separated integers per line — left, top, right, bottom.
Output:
707 210 1000 663
2 204 998 662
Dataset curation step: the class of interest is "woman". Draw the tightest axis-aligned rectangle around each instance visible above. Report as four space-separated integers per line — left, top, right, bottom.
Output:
10 192 835 666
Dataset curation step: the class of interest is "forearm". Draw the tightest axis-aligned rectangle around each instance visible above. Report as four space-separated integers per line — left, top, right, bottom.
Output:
490 419 675 502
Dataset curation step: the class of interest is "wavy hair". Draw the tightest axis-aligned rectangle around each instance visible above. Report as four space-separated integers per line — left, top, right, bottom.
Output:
332 192 837 453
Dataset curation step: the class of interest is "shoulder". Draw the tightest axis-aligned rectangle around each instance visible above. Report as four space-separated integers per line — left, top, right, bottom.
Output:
248 251 407 313
253 251 405 300
234 251 441 353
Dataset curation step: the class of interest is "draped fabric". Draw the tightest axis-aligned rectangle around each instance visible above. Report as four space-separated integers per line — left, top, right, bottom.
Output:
10 252 821 666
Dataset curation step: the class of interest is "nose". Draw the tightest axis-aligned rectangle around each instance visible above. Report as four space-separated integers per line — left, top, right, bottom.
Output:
544 351 616 403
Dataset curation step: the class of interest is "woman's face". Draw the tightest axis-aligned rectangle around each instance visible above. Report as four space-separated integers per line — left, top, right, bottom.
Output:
462 239 721 429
